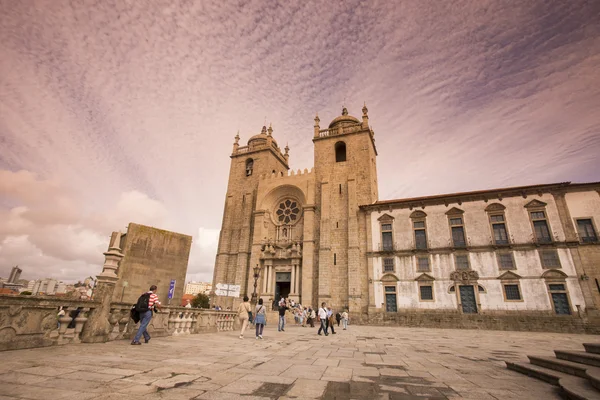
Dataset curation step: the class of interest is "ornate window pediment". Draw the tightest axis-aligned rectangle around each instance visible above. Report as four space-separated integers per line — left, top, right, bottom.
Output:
524 199 547 209
445 207 464 215
542 269 568 280
415 273 435 282
450 270 479 284
485 203 506 212
410 210 427 219
381 273 399 282
378 213 395 222
498 271 522 281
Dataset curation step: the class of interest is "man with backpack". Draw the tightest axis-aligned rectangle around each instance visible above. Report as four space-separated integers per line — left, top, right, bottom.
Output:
131 285 161 345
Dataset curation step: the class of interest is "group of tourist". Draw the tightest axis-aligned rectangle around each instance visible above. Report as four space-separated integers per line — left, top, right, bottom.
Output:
235 295 349 339
128 285 350 345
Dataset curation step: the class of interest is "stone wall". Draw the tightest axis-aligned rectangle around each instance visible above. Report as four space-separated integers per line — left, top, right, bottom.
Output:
0 294 237 351
113 223 192 306
356 309 600 334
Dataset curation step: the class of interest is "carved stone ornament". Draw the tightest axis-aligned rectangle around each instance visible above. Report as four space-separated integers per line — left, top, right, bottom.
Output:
409 210 427 219
377 213 395 222
445 207 464 215
450 270 479 284
524 199 547 209
485 203 506 212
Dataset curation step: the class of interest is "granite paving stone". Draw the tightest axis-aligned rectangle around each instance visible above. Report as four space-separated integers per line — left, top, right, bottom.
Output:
1 324 596 399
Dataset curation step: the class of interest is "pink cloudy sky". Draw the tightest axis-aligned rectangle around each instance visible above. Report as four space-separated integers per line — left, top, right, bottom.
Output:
1 1 599 284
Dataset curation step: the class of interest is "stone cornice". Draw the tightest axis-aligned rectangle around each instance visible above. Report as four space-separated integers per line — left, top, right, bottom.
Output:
360 181 600 211
366 241 598 257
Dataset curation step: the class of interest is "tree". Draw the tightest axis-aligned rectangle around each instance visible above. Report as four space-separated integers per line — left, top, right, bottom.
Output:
191 293 210 309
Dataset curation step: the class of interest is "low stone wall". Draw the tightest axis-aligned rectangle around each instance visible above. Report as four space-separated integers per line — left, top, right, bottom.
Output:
0 295 237 351
0 294 99 351
356 309 600 334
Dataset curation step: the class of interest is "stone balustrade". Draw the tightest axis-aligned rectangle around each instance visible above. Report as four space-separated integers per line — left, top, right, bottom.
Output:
0 294 237 351
0 294 99 351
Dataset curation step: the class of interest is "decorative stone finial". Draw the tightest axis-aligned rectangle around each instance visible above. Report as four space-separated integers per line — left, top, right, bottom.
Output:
261 125 267 135
284 144 289 155
314 113 320 124
234 131 240 144
342 107 348 116
362 102 368 116
268 123 273 136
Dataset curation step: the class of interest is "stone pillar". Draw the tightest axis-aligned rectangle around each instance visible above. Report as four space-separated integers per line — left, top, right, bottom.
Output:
552 191 597 311
81 232 124 343
291 264 296 294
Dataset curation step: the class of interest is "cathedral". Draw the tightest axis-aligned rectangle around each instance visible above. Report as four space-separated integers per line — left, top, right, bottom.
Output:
211 106 600 328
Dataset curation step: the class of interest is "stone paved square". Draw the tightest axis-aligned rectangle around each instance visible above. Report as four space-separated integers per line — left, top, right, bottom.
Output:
0 324 597 399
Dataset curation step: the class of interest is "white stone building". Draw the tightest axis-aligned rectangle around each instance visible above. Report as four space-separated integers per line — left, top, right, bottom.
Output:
185 281 212 296
364 183 600 316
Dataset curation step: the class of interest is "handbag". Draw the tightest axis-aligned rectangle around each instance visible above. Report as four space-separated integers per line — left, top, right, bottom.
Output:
254 306 266 325
247 303 253 322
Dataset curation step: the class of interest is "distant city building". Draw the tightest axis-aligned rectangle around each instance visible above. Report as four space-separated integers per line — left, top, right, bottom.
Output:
31 279 67 296
1 266 25 292
185 281 212 296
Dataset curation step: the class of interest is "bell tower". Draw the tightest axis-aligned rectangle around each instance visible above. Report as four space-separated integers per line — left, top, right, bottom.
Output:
212 125 289 308
313 105 378 312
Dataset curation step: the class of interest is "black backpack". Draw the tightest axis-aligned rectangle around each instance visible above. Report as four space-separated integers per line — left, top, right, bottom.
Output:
135 292 151 312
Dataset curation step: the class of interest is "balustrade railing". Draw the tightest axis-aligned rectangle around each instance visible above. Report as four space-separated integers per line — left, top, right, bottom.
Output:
0 294 237 351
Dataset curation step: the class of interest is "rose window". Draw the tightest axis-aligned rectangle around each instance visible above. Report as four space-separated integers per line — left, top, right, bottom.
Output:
276 199 300 224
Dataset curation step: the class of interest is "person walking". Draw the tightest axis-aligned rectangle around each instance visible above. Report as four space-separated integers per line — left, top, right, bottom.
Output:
317 302 328 336
278 298 288 332
341 309 349 330
131 285 161 345
327 307 336 335
237 296 251 339
335 311 341 327
309 307 316 327
255 298 267 339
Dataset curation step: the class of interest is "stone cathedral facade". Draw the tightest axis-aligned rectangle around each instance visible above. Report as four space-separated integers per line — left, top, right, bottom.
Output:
212 106 600 328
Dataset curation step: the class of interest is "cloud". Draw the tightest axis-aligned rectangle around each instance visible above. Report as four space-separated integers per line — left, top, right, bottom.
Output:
0 0 599 283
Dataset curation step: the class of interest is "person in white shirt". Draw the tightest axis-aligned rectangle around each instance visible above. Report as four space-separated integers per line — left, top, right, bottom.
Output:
341 310 349 330
317 302 329 336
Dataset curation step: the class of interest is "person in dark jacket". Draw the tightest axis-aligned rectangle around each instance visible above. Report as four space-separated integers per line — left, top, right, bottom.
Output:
278 298 288 332
335 312 342 327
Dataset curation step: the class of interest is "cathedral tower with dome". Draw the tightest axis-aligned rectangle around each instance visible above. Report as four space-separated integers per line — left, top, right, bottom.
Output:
212 106 377 313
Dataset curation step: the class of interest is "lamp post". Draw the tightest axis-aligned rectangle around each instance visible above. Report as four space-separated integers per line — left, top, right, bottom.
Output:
251 264 262 305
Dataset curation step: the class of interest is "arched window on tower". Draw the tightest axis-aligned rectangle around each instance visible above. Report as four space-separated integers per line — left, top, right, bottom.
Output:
335 142 346 162
245 159 253 176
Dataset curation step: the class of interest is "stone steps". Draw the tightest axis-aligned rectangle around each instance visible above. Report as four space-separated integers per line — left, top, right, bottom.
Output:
505 343 600 400
506 361 569 385
586 368 600 391
529 355 589 378
556 351 600 368
584 344 600 355
559 376 600 400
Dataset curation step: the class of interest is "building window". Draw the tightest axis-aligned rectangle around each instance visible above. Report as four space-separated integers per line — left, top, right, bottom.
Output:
503 284 522 301
540 249 561 269
245 159 254 176
335 141 346 162
497 253 515 270
530 211 552 243
419 285 434 301
276 199 300 224
478 285 486 293
417 256 430 272
548 283 571 315
450 217 466 247
490 214 509 245
384 286 397 312
383 258 395 272
413 221 428 249
381 223 394 251
455 254 470 270
577 219 598 243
